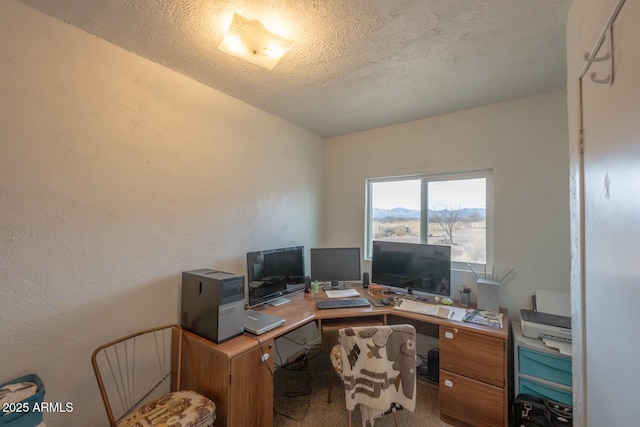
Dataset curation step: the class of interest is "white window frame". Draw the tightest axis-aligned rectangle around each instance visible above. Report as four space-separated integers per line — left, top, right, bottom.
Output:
364 169 494 272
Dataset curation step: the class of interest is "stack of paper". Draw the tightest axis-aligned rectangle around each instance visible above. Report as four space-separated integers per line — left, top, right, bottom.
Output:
535 289 572 352
534 290 570 316
543 337 572 356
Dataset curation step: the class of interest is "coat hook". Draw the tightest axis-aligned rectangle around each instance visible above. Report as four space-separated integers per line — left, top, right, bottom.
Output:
589 72 611 85
583 51 611 63
585 25 614 86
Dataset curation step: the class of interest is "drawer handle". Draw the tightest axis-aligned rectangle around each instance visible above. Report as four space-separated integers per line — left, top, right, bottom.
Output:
444 331 454 339
444 379 454 388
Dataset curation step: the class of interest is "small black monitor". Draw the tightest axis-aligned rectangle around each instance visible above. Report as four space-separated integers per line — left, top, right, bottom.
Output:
371 241 451 298
310 247 361 283
247 246 305 307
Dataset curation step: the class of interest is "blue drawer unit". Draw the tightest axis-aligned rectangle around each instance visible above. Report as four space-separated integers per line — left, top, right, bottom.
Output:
519 377 573 406
519 347 572 387
512 320 573 414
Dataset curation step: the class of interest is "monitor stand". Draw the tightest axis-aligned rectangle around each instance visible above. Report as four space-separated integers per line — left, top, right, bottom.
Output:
269 297 291 307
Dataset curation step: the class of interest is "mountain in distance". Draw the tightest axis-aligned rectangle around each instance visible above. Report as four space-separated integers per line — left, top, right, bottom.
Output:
373 207 419 219
373 207 486 220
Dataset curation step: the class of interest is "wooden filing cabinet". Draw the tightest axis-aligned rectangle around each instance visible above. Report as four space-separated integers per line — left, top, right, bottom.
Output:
181 331 275 427
439 325 508 427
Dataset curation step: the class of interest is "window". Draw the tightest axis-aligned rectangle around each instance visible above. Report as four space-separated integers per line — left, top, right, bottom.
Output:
365 170 493 269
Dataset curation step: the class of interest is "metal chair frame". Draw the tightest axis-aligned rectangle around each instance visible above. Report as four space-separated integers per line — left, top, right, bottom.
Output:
91 324 184 426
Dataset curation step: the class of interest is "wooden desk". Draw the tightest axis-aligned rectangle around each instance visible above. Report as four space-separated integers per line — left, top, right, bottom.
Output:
181 287 510 427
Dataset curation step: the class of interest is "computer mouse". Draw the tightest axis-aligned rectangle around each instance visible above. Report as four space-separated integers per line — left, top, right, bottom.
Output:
380 298 391 306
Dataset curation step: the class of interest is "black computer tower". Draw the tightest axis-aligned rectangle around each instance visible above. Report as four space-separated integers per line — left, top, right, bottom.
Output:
427 348 440 382
181 268 245 343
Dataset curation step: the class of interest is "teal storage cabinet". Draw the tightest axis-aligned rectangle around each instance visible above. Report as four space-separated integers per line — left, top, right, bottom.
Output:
519 347 572 387
512 321 573 407
519 377 573 406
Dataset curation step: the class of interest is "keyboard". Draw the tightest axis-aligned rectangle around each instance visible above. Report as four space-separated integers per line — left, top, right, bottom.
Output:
316 298 371 309
394 299 441 316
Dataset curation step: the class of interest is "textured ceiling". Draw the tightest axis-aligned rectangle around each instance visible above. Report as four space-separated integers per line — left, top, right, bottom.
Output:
18 0 572 138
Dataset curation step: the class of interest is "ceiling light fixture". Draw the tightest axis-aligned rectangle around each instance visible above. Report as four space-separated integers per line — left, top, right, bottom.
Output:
218 12 294 70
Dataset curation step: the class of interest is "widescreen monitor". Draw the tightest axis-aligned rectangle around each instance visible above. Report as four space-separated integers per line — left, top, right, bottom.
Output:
310 247 361 283
371 241 451 298
247 246 305 307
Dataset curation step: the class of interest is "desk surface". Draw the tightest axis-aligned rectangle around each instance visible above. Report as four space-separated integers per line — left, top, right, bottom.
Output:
183 285 509 358
182 285 511 427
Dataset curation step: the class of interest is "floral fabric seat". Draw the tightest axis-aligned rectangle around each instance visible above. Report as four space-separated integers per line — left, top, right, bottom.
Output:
116 390 216 427
92 325 217 427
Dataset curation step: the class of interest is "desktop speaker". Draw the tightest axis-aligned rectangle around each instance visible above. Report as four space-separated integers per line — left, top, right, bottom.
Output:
363 272 369 289
304 276 311 293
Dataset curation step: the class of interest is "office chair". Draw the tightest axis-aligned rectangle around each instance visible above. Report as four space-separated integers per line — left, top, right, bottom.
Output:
91 324 216 427
324 318 385 403
329 324 417 427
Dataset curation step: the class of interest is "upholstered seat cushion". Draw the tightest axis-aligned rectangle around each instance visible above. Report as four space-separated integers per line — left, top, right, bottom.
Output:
330 344 342 377
116 390 216 427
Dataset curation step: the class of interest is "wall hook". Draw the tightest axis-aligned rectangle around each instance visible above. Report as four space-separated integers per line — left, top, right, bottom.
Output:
579 0 626 81
584 25 614 86
589 72 611 85
583 51 610 63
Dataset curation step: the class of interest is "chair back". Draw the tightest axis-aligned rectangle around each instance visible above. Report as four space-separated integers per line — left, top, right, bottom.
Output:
91 324 183 426
337 324 417 413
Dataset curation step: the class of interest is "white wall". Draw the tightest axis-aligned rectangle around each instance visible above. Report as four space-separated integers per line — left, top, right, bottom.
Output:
325 91 571 318
0 1 324 425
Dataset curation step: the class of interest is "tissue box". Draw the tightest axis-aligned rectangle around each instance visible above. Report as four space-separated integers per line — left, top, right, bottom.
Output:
0 374 45 427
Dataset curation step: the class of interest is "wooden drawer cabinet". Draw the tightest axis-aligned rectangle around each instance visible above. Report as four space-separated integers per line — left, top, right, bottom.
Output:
440 326 505 387
440 370 504 427
227 342 274 426
181 331 275 427
439 326 508 426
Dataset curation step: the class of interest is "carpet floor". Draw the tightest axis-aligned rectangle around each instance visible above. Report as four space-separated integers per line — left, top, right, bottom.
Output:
273 350 454 427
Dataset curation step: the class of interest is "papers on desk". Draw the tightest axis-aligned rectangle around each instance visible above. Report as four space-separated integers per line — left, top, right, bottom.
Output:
394 299 441 316
324 289 360 298
394 299 468 321
446 306 469 321
463 310 504 329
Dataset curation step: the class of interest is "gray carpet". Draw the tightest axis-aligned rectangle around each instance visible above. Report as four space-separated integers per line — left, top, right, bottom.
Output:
273 350 453 426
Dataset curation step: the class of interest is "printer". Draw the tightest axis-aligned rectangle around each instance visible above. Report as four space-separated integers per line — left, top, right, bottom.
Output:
520 290 572 342
520 309 572 342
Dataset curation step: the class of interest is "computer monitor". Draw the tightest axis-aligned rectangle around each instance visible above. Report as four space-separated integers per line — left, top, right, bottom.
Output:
371 241 451 299
310 247 361 284
247 246 305 307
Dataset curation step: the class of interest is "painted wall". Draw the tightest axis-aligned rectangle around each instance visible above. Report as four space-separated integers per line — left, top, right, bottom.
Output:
0 1 324 425
325 91 571 318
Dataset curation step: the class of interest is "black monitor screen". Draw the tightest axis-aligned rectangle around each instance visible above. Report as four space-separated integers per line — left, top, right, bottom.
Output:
310 247 361 282
247 246 305 307
371 241 451 297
